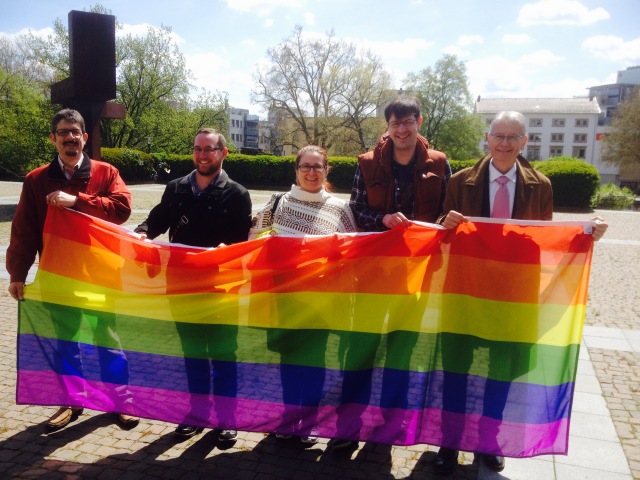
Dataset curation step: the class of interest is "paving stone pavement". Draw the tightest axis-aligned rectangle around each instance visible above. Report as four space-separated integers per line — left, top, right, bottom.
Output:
0 181 638 479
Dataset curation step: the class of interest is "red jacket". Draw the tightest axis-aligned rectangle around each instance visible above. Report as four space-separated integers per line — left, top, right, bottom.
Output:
7 154 131 283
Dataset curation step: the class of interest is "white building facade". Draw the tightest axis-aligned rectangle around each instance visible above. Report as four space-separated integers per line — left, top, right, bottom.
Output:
228 108 259 151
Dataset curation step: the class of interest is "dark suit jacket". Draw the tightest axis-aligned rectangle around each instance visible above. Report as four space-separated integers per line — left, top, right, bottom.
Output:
438 154 553 222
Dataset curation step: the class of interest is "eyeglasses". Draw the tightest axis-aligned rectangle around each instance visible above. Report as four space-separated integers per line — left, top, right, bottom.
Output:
388 118 418 129
192 146 224 154
297 165 325 173
55 129 83 137
490 134 525 143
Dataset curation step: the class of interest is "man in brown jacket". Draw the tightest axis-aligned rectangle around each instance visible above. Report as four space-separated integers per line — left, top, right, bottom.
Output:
349 95 451 230
329 96 451 451
435 110 607 475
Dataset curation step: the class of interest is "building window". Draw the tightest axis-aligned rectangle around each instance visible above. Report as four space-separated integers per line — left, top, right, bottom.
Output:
552 118 566 127
485 118 492 126
572 147 586 159
527 146 540 160
575 118 588 127
529 133 541 142
529 118 542 127
551 133 564 142
549 146 563 157
231 134 235 141
574 133 587 143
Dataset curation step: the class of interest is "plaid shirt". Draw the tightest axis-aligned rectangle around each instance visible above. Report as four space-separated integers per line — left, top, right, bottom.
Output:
349 161 452 232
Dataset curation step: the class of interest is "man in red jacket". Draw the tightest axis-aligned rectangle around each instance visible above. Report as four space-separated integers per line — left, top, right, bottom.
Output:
7 108 137 431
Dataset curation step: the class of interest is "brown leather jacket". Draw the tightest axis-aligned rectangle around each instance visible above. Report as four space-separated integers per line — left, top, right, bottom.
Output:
438 154 553 222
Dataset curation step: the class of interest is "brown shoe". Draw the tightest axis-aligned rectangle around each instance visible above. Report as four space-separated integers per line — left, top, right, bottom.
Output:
46 407 83 431
117 414 140 429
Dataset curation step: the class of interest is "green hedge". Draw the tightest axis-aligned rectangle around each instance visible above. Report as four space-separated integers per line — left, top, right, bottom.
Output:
102 148 157 181
103 149 601 208
152 154 478 191
591 183 635 210
534 156 600 209
155 153 359 191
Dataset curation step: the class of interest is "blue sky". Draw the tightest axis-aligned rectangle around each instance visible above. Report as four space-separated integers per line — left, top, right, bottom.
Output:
1 0 639 117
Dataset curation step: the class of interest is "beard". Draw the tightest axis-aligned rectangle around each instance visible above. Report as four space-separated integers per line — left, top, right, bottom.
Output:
196 162 220 177
63 141 82 156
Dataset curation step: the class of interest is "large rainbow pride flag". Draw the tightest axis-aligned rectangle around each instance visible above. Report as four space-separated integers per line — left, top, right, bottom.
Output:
17 207 595 457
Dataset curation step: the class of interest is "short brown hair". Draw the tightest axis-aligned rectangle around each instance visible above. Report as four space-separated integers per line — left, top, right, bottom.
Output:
196 128 227 148
51 109 86 134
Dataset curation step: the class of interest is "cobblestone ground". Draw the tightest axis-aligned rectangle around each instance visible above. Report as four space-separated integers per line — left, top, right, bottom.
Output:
1 181 639 479
590 348 640 479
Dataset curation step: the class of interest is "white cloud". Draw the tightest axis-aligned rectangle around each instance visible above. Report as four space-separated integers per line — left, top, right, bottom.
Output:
458 35 483 46
350 37 435 62
224 0 302 16
502 34 532 45
0 27 52 40
518 0 609 26
442 45 470 58
241 39 257 48
582 35 640 64
519 50 565 67
264 18 274 28
466 50 566 98
441 35 483 59
304 12 315 26
186 51 256 109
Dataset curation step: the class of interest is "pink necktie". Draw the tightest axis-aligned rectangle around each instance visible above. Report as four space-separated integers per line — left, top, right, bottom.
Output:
492 175 510 218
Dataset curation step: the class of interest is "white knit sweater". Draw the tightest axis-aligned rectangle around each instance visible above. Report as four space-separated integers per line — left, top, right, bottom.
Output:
249 185 357 238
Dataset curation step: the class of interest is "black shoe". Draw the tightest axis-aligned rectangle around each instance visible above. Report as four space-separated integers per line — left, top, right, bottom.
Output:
481 454 506 472
174 424 204 438
434 447 459 475
328 438 358 450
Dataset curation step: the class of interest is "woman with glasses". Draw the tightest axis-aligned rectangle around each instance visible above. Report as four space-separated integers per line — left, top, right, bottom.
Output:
249 145 356 446
249 145 356 238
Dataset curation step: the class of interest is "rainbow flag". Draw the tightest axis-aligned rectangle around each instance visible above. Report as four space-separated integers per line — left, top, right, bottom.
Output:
17 207 594 457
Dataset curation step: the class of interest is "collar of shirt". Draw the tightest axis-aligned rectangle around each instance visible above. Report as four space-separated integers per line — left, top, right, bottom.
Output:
58 156 83 180
188 171 220 197
488 159 517 184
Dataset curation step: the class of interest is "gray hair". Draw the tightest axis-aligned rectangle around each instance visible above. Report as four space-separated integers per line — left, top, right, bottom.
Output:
490 111 526 135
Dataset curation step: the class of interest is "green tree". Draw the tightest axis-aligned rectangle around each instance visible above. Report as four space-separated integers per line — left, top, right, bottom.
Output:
252 25 392 154
602 89 640 168
403 54 483 158
105 25 191 150
0 37 55 178
436 114 485 160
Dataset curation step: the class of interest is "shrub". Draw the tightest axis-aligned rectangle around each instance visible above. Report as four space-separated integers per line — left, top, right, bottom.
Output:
534 157 600 209
158 154 194 181
225 154 296 188
591 183 635 210
152 155 485 190
450 159 477 174
102 148 157 181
